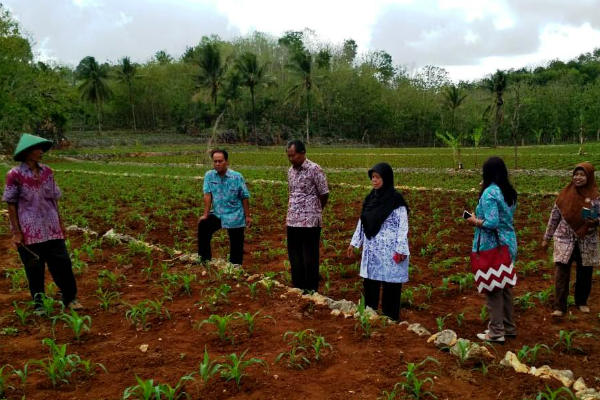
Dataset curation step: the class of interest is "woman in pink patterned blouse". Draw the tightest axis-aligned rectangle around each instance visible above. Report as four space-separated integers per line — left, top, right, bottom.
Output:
542 162 600 317
3 134 82 311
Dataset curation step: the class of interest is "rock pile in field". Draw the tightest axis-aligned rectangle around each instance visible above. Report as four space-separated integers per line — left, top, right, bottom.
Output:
500 351 600 398
427 330 458 348
406 323 431 337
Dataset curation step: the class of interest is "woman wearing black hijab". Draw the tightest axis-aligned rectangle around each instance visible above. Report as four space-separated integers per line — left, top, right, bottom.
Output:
347 163 410 320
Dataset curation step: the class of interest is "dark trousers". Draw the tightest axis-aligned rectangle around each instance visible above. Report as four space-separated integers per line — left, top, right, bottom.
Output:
486 286 516 338
17 239 77 308
555 244 593 312
198 214 245 265
287 226 321 292
363 278 403 321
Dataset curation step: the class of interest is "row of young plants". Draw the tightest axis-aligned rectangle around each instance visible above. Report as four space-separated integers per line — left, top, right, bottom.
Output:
2 228 598 399
53 141 600 170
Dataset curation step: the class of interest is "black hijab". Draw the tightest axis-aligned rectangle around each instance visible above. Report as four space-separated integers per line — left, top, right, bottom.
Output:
360 163 409 239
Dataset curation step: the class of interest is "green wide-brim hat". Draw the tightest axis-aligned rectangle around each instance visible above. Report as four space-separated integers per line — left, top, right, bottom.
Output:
13 133 53 162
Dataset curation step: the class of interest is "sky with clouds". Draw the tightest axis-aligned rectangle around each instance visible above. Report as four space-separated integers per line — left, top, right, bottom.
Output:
4 0 600 81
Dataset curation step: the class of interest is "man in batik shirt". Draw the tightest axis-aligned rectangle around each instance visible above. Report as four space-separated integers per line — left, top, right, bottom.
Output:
3 133 82 311
198 149 251 265
286 140 329 292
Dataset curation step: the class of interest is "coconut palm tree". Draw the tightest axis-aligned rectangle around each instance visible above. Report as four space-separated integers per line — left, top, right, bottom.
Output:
76 56 112 132
197 41 226 109
235 51 273 143
442 85 467 135
486 70 507 147
287 49 318 144
117 56 137 131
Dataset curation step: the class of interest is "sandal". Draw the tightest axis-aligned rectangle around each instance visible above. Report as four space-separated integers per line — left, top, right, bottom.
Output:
578 305 590 313
477 332 505 343
551 310 564 317
485 329 516 338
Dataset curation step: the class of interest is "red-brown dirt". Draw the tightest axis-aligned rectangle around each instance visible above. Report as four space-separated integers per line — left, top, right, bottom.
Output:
1 190 599 399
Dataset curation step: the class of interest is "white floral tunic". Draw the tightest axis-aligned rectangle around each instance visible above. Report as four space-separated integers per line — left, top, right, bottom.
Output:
350 206 409 283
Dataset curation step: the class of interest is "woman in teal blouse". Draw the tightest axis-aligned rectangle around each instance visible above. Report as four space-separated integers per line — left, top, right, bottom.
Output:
467 157 518 342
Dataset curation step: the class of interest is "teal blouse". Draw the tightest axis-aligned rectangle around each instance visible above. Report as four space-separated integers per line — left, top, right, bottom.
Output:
472 183 518 262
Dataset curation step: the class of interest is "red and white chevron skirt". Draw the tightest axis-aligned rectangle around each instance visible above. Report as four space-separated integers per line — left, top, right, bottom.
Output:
470 245 517 294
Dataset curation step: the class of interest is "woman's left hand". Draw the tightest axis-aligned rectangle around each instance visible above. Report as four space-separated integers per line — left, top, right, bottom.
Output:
466 215 480 226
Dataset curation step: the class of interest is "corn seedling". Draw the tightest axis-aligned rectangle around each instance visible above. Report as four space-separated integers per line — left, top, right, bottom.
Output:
35 293 60 317
0 327 18 336
275 344 311 370
13 301 32 326
311 334 332 361
417 284 433 302
52 309 92 341
479 304 488 322
195 313 237 343
31 338 104 387
219 350 267 387
11 362 30 389
141 265 154 281
125 299 168 330
435 314 451 332
534 287 553 305
97 269 126 289
553 330 582 353
391 356 440 400
245 281 259 299
197 347 221 384
534 385 577 400
401 288 415 307
355 295 374 338
517 343 551 364
261 278 276 297
5 267 27 291
454 339 471 366
515 292 536 310
204 284 231 306
95 287 121 311
122 376 159 400
455 312 465 327
0 364 13 398
234 310 273 336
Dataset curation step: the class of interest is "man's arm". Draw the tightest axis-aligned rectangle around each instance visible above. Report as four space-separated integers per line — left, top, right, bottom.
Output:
7 203 23 246
242 198 251 226
319 193 329 209
198 193 212 223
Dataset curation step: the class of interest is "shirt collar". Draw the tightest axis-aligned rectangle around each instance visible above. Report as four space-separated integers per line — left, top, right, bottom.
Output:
293 159 309 171
19 162 45 174
214 168 232 178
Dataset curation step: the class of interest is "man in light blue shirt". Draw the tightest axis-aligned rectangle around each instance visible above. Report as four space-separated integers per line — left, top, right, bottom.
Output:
198 149 251 265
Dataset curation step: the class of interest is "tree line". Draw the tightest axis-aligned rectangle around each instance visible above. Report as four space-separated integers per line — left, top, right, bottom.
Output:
2 4 600 151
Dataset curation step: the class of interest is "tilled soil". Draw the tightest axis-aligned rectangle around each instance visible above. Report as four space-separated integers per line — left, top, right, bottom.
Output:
1 190 599 399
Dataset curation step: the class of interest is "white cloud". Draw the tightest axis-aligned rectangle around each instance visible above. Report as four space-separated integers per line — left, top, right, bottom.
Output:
4 0 600 80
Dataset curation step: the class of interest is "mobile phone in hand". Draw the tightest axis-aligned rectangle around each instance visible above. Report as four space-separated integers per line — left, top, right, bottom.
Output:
463 210 472 219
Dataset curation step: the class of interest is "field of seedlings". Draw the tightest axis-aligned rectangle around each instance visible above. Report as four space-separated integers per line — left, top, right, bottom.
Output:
1 137 600 399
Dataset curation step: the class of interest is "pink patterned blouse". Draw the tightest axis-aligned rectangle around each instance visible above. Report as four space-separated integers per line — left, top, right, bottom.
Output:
2 163 64 245
286 159 329 227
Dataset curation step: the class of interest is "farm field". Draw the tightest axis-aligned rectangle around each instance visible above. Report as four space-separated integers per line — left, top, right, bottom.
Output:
1 137 600 399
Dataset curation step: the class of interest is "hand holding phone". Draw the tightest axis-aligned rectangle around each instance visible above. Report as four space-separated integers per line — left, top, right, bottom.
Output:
463 210 472 219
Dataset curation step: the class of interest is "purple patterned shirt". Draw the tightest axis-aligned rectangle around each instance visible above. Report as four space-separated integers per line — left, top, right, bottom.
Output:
287 159 329 227
2 163 64 245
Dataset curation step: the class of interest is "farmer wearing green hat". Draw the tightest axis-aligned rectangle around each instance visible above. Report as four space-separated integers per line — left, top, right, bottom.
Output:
2 133 82 311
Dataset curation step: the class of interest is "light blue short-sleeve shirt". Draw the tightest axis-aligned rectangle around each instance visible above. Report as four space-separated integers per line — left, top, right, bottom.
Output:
203 169 250 229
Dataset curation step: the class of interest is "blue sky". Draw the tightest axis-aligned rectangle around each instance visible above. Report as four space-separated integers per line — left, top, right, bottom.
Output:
5 0 600 81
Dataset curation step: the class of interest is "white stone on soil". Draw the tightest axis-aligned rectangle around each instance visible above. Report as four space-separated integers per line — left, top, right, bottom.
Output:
500 351 529 373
